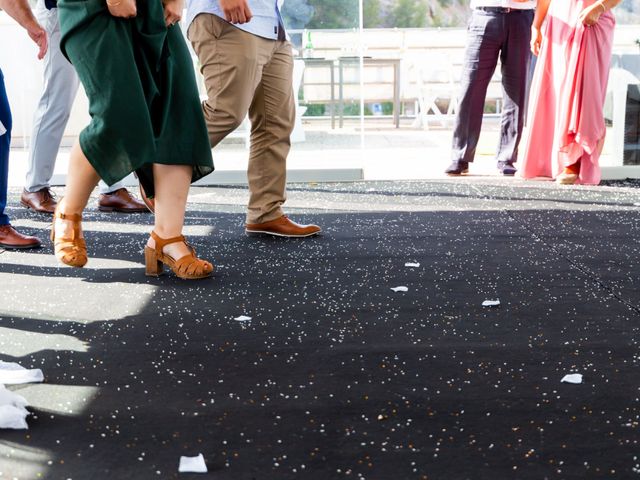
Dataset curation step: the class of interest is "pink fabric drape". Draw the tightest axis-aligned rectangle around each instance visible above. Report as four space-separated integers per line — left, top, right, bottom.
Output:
521 0 615 185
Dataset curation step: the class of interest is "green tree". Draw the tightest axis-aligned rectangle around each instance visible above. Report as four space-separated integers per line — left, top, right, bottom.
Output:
391 0 428 28
281 0 315 29
363 0 382 28
305 0 359 29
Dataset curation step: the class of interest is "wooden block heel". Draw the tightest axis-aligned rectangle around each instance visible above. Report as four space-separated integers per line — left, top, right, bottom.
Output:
145 231 214 280
52 206 88 268
144 246 163 276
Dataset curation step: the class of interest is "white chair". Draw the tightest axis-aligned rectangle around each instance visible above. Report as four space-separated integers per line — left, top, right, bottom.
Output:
409 53 459 130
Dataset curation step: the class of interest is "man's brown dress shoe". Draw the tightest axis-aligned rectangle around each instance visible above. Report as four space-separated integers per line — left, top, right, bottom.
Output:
0 225 41 249
245 215 321 238
20 188 57 214
98 188 149 213
138 182 155 213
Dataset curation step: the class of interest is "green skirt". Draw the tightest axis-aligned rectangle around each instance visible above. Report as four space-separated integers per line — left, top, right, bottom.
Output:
58 0 213 197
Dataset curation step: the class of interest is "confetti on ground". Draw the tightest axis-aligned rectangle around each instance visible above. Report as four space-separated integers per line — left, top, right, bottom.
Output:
561 374 583 384
390 286 409 292
3 181 640 477
482 299 501 307
178 454 208 473
404 262 420 268
234 315 252 322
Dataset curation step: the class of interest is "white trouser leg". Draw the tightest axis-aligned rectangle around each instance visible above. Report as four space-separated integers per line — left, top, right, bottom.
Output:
25 1 79 192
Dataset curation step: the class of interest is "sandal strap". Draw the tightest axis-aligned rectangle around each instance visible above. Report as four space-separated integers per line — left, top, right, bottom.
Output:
53 208 83 240
54 211 82 222
56 237 87 250
150 231 186 252
174 252 208 276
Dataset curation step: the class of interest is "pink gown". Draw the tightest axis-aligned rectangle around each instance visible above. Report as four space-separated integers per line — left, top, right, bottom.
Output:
521 0 615 185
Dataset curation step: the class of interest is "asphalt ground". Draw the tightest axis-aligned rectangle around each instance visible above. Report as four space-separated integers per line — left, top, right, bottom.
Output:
1 179 640 479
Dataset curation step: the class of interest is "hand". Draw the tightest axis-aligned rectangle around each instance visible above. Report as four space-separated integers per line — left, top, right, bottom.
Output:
163 0 184 26
530 25 542 55
218 0 252 24
578 3 604 26
107 0 137 19
27 23 47 60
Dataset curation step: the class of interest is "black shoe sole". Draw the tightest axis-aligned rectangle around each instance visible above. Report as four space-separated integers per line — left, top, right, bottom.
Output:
98 206 150 213
20 201 55 215
245 229 321 238
0 242 42 250
446 169 469 176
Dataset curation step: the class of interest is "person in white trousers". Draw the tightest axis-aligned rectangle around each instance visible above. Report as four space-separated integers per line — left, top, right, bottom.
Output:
20 0 148 214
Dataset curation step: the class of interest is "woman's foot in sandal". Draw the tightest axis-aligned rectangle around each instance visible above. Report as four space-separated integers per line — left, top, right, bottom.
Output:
51 201 88 267
556 161 580 185
144 231 213 280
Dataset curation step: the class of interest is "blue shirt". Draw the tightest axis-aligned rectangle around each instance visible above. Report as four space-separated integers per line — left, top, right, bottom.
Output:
186 0 284 41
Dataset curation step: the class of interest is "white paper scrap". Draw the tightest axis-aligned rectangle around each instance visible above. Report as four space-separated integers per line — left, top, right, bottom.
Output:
391 286 409 292
561 374 583 384
179 454 208 473
482 299 501 307
404 262 420 268
234 315 252 322
0 386 30 430
0 361 44 385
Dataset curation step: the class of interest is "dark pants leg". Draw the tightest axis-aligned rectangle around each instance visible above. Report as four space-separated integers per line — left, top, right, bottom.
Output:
496 9 533 164
451 11 503 164
0 68 12 226
451 10 532 165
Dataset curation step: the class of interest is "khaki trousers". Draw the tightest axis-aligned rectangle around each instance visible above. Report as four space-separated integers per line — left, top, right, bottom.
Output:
188 14 295 224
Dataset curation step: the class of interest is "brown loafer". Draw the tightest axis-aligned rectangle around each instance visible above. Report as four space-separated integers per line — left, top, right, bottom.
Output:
98 188 149 213
0 225 41 249
20 187 57 214
245 215 321 238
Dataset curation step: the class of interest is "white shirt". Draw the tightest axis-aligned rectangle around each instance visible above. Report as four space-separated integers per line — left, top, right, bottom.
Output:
470 0 536 9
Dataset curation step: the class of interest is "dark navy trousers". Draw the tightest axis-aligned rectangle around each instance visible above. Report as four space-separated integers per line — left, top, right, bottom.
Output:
0 68 11 226
451 9 534 165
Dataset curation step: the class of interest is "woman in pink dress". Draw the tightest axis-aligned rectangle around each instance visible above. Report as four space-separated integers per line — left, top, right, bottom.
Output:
521 0 621 185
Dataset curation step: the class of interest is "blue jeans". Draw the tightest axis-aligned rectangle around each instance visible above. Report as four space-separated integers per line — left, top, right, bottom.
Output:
0 68 11 226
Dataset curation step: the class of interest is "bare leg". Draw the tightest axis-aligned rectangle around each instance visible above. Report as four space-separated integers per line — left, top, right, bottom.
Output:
54 141 100 238
146 164 193 260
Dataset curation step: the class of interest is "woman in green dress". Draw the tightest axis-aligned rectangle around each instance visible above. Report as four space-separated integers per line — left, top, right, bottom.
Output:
52 0 214 279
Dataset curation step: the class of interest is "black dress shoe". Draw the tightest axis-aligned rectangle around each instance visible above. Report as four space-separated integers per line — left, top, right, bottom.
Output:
445 160 469 176
497 161 517 176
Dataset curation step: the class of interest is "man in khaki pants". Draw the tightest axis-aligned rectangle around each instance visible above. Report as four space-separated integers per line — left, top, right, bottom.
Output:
186 0 321 237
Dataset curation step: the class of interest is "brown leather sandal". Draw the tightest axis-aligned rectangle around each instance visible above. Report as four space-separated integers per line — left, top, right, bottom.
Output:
144 231 213 280
51 208 87 268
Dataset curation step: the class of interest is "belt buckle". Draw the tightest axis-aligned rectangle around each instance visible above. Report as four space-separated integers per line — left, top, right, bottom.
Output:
504 7 512 13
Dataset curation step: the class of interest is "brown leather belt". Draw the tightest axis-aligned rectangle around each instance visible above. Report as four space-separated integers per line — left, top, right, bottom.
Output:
475 7 530 13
